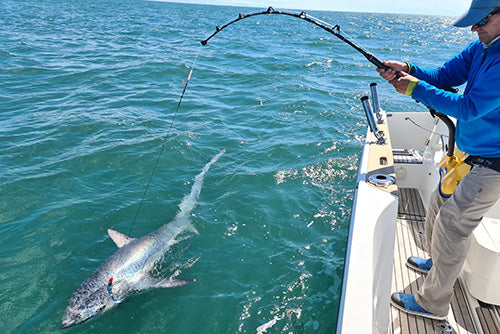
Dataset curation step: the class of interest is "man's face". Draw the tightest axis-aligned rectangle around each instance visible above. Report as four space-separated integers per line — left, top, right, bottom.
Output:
471 7 500 44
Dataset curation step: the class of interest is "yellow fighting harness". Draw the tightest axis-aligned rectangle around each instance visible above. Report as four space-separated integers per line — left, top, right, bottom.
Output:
439 147 471 198
432 110 471 198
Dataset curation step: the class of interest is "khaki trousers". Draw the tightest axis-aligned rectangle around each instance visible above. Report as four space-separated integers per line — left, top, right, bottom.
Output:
415 165 500 316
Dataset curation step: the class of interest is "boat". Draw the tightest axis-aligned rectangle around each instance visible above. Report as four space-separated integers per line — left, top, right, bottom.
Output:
336 84 500 334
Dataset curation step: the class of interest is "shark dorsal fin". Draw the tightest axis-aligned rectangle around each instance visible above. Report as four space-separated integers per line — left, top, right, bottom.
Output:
107 229 136 248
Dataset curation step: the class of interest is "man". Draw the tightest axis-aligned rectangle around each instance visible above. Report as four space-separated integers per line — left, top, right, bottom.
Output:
377 0 500 320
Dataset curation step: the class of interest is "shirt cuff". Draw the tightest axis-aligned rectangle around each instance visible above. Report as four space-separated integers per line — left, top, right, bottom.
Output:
404 61 413 74
405 78 420 97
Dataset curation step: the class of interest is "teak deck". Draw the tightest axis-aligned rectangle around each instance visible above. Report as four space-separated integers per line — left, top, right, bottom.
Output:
390 188 500 334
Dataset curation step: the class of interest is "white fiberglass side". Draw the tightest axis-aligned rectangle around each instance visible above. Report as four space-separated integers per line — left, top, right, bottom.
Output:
336 128 398 334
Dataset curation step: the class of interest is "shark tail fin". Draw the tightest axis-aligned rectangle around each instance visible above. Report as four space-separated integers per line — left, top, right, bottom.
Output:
174 149 225 221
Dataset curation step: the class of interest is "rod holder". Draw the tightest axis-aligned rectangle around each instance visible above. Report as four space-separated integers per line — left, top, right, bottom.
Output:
370 83 383 124
361 96 385 144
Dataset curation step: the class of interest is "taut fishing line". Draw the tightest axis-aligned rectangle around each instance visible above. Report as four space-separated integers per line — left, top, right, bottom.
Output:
129 6 398 233
108 48 203 300
106 48 200 303
128 47 202 235
112 6 399 297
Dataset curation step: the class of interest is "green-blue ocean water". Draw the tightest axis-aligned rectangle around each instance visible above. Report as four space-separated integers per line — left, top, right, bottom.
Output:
0 0 475 333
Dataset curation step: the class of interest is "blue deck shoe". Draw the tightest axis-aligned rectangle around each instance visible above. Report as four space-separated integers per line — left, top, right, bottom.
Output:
391 293 446 320
406 256 433 274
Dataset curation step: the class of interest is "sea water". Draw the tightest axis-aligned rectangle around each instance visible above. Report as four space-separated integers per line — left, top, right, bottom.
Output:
0 0 475 332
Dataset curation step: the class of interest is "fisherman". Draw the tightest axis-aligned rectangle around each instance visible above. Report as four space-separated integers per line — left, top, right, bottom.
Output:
377 0 500 320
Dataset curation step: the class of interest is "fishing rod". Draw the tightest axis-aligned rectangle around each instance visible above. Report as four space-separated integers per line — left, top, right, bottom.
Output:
201 6 392 71
201 8 471 197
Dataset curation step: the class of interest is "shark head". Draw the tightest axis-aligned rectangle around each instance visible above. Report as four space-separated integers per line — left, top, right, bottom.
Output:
61 273 118 329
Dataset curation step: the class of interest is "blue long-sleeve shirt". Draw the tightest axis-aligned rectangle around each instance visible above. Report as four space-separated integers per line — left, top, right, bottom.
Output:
409 39 500 157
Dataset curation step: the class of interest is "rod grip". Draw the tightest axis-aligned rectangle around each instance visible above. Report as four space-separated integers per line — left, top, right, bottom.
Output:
366 54 390 70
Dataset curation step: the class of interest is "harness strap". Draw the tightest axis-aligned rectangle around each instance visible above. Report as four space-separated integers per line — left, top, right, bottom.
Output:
465 156 500 173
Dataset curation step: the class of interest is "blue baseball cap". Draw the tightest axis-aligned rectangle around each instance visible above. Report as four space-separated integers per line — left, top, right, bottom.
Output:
453 0 500 27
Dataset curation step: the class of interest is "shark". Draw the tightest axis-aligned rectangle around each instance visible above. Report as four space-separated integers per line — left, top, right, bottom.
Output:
61 149 225 329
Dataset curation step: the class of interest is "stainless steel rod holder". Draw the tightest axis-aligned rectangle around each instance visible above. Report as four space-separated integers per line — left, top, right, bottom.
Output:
361 95 385 144
370 82 383 124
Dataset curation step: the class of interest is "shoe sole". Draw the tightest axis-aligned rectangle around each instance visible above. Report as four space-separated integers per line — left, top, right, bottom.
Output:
391 299 446 320
406 261 430 274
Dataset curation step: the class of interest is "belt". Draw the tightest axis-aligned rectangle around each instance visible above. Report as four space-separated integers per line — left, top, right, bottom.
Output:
465 156 500 173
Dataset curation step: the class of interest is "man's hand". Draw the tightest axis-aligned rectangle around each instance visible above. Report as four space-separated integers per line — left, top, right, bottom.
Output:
380 61 410 74
377 61 417 95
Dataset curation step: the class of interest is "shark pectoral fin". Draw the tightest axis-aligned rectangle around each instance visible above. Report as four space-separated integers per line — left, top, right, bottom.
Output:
107 229 136 248
156 277 195 288
187 223 199 236
136 275 195 291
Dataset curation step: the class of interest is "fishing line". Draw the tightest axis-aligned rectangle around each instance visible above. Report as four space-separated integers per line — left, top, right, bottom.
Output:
127 7 405 235
128 47 202 235
108 6 395 301
108 47 202 297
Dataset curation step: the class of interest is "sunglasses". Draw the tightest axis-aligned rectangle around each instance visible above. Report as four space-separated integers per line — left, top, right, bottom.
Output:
476 8 500 26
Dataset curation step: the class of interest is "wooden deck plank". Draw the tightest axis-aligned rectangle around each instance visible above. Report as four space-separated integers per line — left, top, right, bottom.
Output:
395 188 436 333
393 150 423 165
451 282 476 333
476 307 490 334
476 305 500 334
402 220 429 333
390 188 480 334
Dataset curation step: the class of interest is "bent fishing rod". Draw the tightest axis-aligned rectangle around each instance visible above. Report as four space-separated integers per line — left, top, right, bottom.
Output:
201 6 392 71
129 8 401 234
